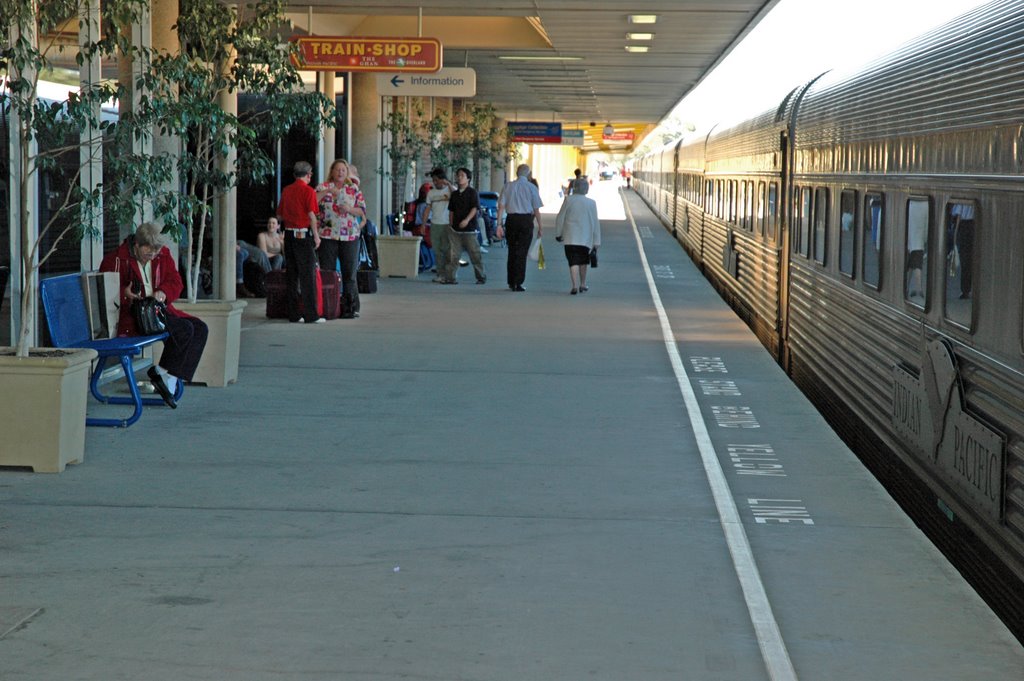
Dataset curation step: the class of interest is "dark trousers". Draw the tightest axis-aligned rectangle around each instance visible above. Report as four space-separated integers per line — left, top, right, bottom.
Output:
159 314 208 382
285 234 318 321
505 214 534 288
317 238 360 313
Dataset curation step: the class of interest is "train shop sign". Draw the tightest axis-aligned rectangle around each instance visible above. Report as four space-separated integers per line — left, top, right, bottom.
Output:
291 37 442 72
890 339 1005 520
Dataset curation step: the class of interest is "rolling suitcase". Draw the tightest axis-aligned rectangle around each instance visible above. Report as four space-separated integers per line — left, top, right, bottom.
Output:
318 269 341 320
266 269 338 319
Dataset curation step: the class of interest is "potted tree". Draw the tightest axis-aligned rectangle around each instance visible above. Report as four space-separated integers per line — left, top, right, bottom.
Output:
452 102 513 192
375 97 427 278
0 0 150 471
123 0 334 384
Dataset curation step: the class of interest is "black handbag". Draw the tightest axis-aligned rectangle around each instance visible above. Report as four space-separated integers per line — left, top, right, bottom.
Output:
589 248 598 268
132 296 168 335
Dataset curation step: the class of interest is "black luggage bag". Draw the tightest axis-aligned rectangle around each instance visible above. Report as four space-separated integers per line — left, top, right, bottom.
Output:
265 269 288 318
242 260 267 297
357 268 378 294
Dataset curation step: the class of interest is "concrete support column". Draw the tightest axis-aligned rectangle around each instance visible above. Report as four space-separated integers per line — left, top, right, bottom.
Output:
127 3 152 233
321 71 337 175
216 49 239 301
351 72 381 225
79 0 104 271
150 0 180 262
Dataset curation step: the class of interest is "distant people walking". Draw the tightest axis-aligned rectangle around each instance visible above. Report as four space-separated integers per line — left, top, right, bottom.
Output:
426 168 454 284
497 163 544 292
566 167 581 195
316 158 366 319
555 177 601 295
277 160 323 324
447 167 486 285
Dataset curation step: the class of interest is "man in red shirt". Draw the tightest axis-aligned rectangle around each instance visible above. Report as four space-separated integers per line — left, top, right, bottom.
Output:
277 161 324 323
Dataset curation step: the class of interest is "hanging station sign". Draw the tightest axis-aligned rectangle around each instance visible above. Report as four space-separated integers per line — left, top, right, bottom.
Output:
507 122 562 144
291 37 443 72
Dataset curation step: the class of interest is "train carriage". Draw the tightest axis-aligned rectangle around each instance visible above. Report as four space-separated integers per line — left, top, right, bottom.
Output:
786 0 1024 604
673 133 706 260
702 106 788 354
634 0 1024 637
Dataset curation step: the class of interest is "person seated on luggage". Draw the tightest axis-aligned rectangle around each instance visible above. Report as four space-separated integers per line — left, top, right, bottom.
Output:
99 222 208 408
253 216 285 273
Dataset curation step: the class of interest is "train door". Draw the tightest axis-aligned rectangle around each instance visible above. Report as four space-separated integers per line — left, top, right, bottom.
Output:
777 130 793 369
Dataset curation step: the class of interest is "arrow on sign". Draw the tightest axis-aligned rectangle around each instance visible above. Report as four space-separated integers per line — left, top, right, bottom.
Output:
390 75 405 87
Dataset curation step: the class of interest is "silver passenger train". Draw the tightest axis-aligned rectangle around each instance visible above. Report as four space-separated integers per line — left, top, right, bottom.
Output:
635 0 1024 636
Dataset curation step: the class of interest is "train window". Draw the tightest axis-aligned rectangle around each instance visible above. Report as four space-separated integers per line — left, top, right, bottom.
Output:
813 187 829 264
796 187 812 257
839 190 856 277
943 201 975 328
745 181 755 232
729 181 737 223
862 193 884 288
768 183 778 241
758 182 767 236
738 181 745 229
706 180 713 212
904 197 931 307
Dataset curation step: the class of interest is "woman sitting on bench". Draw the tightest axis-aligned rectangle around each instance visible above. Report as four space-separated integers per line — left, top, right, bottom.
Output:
100 223 208 408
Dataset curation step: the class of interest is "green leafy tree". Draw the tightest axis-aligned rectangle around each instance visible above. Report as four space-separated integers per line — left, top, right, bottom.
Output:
1 0 149 357
378 97 428 220
118 0 335 302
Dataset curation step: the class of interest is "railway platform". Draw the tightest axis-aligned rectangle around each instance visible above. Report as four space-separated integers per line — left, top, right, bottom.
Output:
2 181 1022 680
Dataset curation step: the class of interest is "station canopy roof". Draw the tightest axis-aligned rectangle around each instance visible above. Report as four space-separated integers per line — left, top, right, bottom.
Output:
287 1 780 152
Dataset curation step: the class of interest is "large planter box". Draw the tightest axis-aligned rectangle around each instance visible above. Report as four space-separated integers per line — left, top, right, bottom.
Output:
173 300 247 387
376 235 422 278
0 347 97 473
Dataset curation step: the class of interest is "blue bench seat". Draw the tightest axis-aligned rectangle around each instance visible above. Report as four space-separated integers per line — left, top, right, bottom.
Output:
40 273 184 428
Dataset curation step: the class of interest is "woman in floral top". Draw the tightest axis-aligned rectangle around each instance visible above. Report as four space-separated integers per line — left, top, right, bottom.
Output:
316 159 367 319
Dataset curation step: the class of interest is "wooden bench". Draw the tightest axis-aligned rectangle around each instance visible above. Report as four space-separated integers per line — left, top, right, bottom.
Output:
40 273 184 428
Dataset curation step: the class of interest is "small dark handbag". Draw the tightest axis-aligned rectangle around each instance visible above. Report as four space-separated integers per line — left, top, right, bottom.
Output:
589 248 598 268
132 296 168 335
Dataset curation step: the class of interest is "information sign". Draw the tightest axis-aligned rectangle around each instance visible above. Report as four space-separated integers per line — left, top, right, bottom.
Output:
561 130 584 146
508 122 562 144
376 68 476 97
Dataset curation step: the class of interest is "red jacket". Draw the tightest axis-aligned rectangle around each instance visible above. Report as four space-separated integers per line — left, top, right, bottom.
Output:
99 237 194 336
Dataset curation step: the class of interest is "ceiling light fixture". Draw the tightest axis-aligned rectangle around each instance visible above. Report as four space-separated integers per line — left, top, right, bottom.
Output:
603 123 614 136
498 55 584 61
625 46 649 53
626 32 653 40
629 15 658 24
